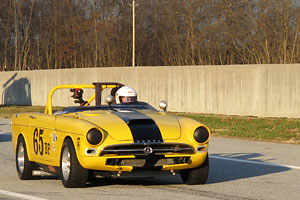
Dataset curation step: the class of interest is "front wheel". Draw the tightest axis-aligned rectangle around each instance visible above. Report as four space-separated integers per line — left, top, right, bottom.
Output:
16 135 33 180
60 139 88 188
180 155 209 185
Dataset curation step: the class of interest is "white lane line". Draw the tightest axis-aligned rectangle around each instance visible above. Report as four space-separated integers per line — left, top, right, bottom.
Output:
210 155 300 170
0 189 47 200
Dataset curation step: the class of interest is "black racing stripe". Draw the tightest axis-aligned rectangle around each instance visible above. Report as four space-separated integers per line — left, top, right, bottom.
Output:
111 110 163 143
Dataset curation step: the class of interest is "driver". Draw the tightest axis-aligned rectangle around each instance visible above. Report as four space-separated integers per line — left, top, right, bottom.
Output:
115 86 137 103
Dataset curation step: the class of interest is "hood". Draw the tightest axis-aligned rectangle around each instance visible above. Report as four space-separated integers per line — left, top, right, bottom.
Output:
75 109 181 142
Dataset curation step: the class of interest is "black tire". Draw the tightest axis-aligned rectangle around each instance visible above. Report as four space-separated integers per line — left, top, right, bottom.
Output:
60 138 88 188
16 135 33 180
180 155 209 185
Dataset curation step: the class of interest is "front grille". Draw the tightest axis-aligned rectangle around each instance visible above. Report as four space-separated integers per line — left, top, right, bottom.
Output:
106 156 191 168
100 143 194 156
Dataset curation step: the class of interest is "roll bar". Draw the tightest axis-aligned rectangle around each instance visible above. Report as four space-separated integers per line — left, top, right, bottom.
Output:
45 82 124 115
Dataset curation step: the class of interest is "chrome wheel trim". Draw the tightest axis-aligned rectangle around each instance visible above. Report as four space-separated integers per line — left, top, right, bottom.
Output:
62 146 71 181
17 142 25 174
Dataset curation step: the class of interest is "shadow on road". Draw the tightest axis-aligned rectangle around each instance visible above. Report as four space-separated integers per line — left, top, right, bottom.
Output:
83 153 291 187
86 176 183 187
207 153 290 184
0 134 11 142
4 153 291 187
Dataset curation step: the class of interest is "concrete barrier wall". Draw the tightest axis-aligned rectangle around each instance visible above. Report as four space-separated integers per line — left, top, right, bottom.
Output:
1 64 300 118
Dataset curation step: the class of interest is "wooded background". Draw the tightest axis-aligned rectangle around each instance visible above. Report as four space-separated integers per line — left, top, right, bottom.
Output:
0 0 300 71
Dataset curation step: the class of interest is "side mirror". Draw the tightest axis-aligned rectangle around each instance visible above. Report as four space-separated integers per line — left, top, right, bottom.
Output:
159 100 168 112
105 95 114 105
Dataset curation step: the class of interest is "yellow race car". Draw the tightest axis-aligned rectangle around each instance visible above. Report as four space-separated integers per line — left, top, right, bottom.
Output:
11 82 210 188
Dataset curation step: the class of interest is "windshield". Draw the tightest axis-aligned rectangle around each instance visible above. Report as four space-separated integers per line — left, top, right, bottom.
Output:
59 102 157 114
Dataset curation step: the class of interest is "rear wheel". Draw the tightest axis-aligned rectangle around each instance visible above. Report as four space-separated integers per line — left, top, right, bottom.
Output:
180 155 209 185
16 135 33 180
60 139 88 188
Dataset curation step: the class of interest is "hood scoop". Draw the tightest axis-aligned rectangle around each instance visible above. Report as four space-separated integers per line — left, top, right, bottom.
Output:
112 109 149 123
127 119 155 126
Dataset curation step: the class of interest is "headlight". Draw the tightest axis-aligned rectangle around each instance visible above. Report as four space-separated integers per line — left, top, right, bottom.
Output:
86 128 103 145
193 126 210 143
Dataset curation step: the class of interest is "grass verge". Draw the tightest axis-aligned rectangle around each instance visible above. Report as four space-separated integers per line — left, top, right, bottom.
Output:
0 105 62 118
177 113 300 144
0 105 45 118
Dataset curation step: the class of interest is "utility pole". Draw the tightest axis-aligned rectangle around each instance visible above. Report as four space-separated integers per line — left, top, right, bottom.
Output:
132 0 136 67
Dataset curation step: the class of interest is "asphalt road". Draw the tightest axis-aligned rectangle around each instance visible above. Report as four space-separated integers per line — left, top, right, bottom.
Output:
1 118 300 200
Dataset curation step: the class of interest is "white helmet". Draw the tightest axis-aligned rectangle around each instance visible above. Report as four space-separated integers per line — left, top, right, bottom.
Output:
115 86 137 103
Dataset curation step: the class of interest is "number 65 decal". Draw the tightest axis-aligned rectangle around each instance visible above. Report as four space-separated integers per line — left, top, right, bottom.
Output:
33 128 44 155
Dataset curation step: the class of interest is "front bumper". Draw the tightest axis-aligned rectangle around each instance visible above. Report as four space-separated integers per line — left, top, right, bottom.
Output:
78 151 208 172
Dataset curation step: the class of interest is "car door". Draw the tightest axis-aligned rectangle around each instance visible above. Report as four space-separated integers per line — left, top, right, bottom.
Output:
28 113 56 166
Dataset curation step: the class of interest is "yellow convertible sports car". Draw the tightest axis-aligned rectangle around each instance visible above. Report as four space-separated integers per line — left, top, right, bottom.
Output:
11 82 210 188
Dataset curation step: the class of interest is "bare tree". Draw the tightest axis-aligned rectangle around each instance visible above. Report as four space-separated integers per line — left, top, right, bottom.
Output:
1 0 300 70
